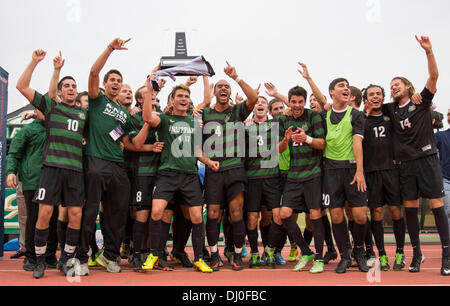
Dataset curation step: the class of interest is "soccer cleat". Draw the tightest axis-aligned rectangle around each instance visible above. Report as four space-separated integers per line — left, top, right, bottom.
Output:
288 248 299 262
350 249 358 267
365 249 377 267
78 263 90 276
33 262 46 279
293 254 314 272
232 253 244 271
393 252 405 271
241 244 248 258
96 253 122 273
408 255 425 273
88 251 100 267
274 252 287 265
224 249 234 264
46 255 58 269
379 255 390 271
265 249 276 269
120 243 131 259
335 258 351 274
354 252 369 272
310 260 325 274
203 246 211 262
173 251 194 268
142 253 159 271
248 253 260 269
209 252 222 272
323 250 338 264
259 252 267 265
156 255 174 271
132 256 145 273
193 259 213 273
23 257 36 271
441 257 450 276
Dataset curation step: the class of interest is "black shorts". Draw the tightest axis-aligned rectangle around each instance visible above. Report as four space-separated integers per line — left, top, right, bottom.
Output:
323 167 368 208
130 175 156 208
398 154 445 201
204 167 247 207
153 170 203 207
33 166 85 207
245 177 282 212
366 169 402 208
282 177 322 213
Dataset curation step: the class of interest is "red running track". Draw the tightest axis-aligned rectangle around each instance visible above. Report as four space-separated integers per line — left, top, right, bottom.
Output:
0 244 448 286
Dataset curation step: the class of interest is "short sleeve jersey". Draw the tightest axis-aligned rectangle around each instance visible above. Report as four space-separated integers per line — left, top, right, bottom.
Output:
382 87 436 162
32 91 87 172
363 114 396 172
85 93 134 163
245 119 280 179
278 109 324 182
157 113 198 174
202 103 252 171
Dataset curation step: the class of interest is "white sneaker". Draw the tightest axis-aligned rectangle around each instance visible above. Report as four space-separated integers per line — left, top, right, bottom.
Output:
96 253 121 273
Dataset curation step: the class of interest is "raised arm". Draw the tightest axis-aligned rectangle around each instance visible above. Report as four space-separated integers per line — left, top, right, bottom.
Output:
264 82 289 107
415 35 438 94
49 51 64 102
142 75 161 128
297 62 328 110
88 38 130 99
224 61 258 111
16 49 46 102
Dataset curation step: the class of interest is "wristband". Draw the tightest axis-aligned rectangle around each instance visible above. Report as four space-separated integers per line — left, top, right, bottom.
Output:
108 44 115 51
305 136 313 144
235 77 241 83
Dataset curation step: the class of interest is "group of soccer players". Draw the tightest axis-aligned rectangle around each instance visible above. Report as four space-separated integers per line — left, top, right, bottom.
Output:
11 34 449 279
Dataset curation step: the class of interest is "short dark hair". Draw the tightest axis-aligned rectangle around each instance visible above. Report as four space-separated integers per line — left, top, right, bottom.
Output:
76 91 88 103
134 85 146 104
103 69 123 83
362 84 385 101
350 86 362 108
57 76 76 90
288 86 308 101
268 98 283 112
328 78 349 93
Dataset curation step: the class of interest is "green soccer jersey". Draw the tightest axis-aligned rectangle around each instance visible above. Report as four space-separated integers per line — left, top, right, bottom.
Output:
245 119 280 179
156 113 198 174
129 112 159 176
202 103 252 171
32 91 87 172
85 93 134 163
277 110 324 182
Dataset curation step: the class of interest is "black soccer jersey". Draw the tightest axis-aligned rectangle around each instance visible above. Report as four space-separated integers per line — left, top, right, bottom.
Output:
363 114 396 172
382 87 436 162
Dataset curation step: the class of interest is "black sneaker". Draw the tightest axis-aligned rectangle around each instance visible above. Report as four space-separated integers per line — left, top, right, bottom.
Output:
209 252 222 272
46 255 58 269
33 259 46 279
232 253 244 271
440 257 449 276
23 257 36 271
156 253 174 271
132 256 144 273
323 250 338 264
408 255 425 273
335 258 351 274
354 252 369 272
173 251 194 268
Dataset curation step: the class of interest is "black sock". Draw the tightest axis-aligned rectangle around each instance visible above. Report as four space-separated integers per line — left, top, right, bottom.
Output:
192 222 205 261
34 228 49 262
393 218 406 254
56 220 68 252
365 217 374 252
276 226 288 253
332 221 350 259
432 207 450 258
281 216 313 256
268 222 283 250
303 228 313 246
311 218 325 260
159 221 171 256
232 219 246 251
405 207 422 257
149 218 161 254
260 223 271 248
178 217 192 253
322 215 335 252
206 218 219 251
371 220 385 256
133 220 146 257
352 222 367 255
247 228 259 254
61 227 80 262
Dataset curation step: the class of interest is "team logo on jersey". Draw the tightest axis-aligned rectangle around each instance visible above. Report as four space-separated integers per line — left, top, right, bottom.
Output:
224 113 232 123
408 105 416 112
78 113 86 120
301 124 309 132
383 116 390 122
